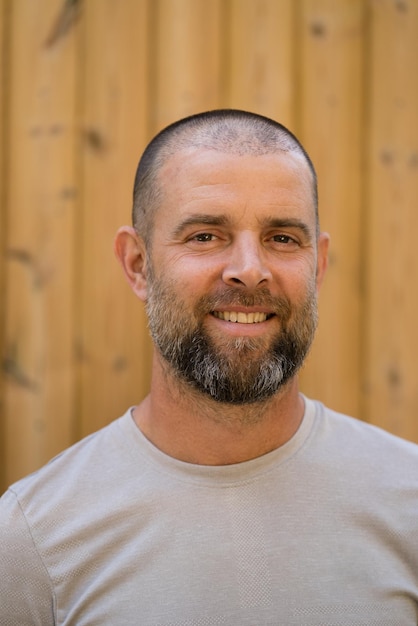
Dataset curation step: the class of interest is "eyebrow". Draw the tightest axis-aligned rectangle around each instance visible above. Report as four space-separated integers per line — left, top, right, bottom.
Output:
172 213 313 240
257 217 313 239
172 214 229 238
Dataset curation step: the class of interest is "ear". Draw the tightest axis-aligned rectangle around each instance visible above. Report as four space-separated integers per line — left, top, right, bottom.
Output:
114 226 149 301
315 231 330 291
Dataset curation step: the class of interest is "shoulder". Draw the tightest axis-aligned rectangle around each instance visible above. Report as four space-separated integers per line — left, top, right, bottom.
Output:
0 489 55 623
1 409 137 519
315 400 418 452
308 398 418 481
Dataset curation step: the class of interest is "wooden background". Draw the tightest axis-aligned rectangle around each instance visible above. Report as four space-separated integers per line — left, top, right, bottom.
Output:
0 0 417 492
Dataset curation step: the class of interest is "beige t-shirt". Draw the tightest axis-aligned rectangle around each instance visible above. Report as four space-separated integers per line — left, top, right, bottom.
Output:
1 397 418 625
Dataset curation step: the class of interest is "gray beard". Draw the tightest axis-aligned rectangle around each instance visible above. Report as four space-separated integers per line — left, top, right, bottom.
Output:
146 277 318 405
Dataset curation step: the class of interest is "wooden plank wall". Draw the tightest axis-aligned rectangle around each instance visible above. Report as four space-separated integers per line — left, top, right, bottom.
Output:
0 0 417 491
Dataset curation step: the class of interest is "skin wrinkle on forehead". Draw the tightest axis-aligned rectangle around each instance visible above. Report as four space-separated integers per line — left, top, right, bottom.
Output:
134 138 319 244
159 146 313 190
150 150 318 250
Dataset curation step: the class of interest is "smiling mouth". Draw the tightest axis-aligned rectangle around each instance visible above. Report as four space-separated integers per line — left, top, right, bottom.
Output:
212 311 275 324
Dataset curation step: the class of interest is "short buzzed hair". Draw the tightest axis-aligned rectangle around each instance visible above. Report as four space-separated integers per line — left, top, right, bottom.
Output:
132 109 318 242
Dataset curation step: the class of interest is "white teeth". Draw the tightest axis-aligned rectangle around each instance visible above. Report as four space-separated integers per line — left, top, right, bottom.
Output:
213 311 268 324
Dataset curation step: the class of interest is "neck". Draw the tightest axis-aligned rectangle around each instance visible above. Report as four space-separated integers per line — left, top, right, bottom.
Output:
132 354 305 465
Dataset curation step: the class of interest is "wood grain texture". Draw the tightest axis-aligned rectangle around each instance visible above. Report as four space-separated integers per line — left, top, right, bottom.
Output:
151 0 223 131
363 0 418 440
3 0 79 484
79 0 152 438
298 0 365 418
0 0 7 489
225 0 296 126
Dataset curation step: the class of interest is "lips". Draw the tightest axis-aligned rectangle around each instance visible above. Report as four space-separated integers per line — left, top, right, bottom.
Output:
212 311 273 324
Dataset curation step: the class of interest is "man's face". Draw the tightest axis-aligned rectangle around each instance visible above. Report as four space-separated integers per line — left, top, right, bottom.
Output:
143 148 328 404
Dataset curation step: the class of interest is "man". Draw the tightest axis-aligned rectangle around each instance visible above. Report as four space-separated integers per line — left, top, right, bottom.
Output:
1 110 418 625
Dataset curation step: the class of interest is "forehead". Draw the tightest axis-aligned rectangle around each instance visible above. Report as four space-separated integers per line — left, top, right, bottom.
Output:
155 148 316 227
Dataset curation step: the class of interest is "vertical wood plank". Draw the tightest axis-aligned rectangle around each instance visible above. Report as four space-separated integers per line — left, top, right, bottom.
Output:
225 0 297 126
79 0 152 437
298 0 365 418
0 0 8 491
3 0 79 485
364 0 418 441
151 0 223 131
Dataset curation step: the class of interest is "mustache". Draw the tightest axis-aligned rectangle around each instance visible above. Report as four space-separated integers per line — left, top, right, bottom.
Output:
195 287 292 317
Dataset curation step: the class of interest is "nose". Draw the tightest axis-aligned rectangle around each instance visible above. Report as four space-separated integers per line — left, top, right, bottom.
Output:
222 233 273 289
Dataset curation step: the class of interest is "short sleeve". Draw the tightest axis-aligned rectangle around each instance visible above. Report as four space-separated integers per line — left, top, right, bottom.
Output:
0 489 55 625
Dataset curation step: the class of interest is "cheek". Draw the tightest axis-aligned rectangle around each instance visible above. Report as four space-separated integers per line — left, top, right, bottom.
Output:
273 263 318 301
272 258 316 293
160 254 222 288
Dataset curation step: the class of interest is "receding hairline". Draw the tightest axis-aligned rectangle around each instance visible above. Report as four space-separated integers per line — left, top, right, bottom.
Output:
132 109 318 240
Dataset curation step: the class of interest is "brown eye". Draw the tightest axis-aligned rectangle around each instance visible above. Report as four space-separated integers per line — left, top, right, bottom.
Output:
193 233 216 242
273 234 294 244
